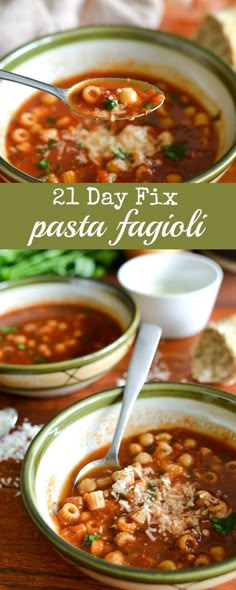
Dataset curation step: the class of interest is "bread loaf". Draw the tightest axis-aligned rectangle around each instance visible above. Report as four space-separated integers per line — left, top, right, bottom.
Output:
191 314 236 384
194 7 236 71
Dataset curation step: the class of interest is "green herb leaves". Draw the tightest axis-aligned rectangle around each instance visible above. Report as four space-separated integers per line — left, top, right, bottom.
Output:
211 513 236 536
0 325 18 334
83 533 101 546
37 158 50 170
103 98 119 111
162 142 187 161
113 147 130 160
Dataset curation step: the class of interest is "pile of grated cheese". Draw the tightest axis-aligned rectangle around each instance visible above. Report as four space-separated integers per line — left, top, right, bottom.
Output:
0 419 42 462
110 464 202 540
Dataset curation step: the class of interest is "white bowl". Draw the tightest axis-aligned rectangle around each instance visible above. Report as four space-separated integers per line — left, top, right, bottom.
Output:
21 382 236 590
117 252 223 339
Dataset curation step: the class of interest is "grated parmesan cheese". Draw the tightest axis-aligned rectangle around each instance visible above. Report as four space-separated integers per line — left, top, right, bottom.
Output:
0 419 42 462
61 123 159 167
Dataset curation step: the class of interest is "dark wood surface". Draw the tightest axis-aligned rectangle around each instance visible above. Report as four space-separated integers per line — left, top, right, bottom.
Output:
0 269 236 590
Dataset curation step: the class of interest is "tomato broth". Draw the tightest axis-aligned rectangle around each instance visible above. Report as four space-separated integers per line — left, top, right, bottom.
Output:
6 70 220 183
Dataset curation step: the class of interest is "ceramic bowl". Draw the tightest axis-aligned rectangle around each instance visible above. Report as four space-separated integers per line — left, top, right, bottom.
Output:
0 275 139 397
0 26 236 183
117 251 223 339
21 381 236 590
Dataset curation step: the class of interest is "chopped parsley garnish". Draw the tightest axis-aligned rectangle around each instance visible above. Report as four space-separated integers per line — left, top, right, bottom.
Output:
37 158 50 170
48 138 57 148
17 343 27 350
162 142 188 161
103 98 119 111
113 147 131 160
47 116 56 124
83 533 101 547
0 325 18 333
211 513 236 536
38 147 46 154
33 355 48 364
145 101 155 109
76 143 84 149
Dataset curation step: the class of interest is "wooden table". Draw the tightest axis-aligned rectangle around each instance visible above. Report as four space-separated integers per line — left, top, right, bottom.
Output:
0 268 236 590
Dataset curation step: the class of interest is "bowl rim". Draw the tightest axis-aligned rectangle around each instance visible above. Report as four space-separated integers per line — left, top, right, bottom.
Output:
21 381 236 584
117 250 224 298
0 274 140 373
0 25 236 183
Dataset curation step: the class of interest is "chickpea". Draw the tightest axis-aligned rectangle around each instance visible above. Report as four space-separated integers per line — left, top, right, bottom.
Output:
194 553 210 567
114 532 135 547
200 447 212 456
134 451 153 464
82 85 102 104
129 442 143 455
40 93 58 105
105 551 126 565
118 87 138 105
158 560 176 570
47 173 59 183
117 517 136 533
39 128 58 142
184 438 197 449
139 432 154 447
79 511 91 523
16 141 32 154
79 478 97 494
194 112 209 126
178 453 194 468
91 539 104 555
54 343 66 353
56 116 71 128
165 173 183 182
155 432 172 441
210 546 226 562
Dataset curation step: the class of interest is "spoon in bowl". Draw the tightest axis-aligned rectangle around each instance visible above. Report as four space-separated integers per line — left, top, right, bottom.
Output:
0 70 165 120
74 322 162 487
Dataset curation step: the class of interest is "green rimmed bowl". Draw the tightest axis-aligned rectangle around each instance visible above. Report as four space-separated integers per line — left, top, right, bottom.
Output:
0 275 139 397
21 382 236 589
0 25 236 183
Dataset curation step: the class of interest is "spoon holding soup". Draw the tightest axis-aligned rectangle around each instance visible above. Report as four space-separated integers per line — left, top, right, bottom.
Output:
0 70 165 120
74 322 162 486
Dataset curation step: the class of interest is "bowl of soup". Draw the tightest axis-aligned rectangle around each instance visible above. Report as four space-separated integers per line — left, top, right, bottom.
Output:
0 275 139 397
0 26 235 183
21 382 236 589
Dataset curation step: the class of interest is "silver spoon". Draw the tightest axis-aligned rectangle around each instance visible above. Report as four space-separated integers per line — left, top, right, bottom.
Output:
74 322 162 486
0 407 18 437
0 70 165 120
